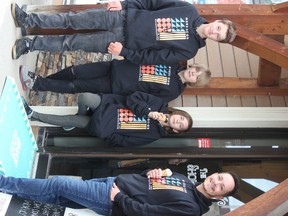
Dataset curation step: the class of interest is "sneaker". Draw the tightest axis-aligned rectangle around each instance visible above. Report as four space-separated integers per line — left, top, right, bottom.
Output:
63 126 76 131
12 38 31 60
21 96 33 119
11 3 28 27
19 65 36 90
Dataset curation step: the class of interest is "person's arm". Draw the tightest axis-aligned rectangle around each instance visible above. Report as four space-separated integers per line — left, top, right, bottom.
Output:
126 92 167 117
105 133 158 147
121 0 191 10
120 47 193 65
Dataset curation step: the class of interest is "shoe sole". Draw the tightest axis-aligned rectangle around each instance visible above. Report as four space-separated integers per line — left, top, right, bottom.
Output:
11 3 20 27
12 40 19 60
19 65 27 91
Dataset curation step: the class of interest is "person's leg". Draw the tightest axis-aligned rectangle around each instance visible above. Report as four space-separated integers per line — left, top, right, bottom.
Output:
33 78 75 93
31 93 101 125
0 175 115 215
32 62 112 93
32 112 90 128
27 9 124 30
30 31 122 53
77 93 102 115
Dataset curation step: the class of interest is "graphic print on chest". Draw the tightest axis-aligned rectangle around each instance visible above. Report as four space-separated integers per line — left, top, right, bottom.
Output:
139 65 171 85
117 108 150 130
149 176 187 193
155 17 189 41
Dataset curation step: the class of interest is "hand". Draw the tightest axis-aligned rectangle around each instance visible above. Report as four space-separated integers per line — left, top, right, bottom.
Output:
108 42 123 56
148 111 166 122
147 168 162 178
107 0 122 11
110 183 120 201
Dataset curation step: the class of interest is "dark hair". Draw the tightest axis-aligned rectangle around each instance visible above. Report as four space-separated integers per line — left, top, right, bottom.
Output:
218 19 237 43
224 171 240 196
165 107 193 133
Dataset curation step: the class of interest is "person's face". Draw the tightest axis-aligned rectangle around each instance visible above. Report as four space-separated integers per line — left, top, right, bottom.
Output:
203 173 235 198
203 21 228 42
168 114 189 133
183 67 202 84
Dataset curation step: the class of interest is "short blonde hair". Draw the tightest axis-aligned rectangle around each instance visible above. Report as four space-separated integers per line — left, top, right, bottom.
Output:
186 63 211 87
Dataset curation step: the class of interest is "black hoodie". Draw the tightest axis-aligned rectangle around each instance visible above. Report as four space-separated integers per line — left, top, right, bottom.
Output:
111 59 186 103
112 171 212 216
120 0 208 65
87 92 168 147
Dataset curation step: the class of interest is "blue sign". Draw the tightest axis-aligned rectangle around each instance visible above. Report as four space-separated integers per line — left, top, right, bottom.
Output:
0 76 37 178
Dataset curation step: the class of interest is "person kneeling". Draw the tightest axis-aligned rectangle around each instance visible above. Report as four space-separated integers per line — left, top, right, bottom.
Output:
22 91 193 147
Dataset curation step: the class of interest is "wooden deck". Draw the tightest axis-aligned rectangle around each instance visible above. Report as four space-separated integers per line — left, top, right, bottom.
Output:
169 36 288 108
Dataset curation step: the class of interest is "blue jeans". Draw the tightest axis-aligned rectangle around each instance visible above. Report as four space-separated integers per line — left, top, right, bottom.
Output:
27 9 126 53
0 175 115 216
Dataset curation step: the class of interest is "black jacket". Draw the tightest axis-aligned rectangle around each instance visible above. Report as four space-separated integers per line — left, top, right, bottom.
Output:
120 0 207 64
87 92 167 146
112 170 212 216
111 59 186 102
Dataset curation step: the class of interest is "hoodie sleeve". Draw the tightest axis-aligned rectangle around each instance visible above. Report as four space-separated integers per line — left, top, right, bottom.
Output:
121 0 191 10
126 92 168 117
120 47 193 65
114 192 200 216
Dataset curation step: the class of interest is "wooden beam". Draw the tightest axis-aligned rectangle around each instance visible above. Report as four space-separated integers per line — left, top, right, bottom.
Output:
257 35 284 87
225 178 288 216
196 4 288 35
231 24 288 69
272 1 288 13
183 78 288 96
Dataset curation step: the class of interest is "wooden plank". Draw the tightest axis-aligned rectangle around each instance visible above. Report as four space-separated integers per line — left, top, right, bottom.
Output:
225 179 288 216
182 95 197 107
231 25 288 69
168 95 183 107
258 35 284 86
272 1 288 13
241 96 256 107
193 43 210 108
197 96 212 107
183 78 288 96
227 96 242 107
248 53 259 78
270 96 287 107
206 40 227 106
220 43 237 77
255 96 271 107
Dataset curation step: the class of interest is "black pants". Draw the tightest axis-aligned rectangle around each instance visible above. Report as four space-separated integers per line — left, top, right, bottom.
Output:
32 93 101 129
33 61 112 94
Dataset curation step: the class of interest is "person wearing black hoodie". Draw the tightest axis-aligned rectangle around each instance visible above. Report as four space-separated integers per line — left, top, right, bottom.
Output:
22 91 193 147
0 168 240 216
19 59 211 103
11 0 236 64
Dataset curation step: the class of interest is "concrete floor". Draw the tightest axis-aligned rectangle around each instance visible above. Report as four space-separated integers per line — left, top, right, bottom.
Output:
0 0 53 98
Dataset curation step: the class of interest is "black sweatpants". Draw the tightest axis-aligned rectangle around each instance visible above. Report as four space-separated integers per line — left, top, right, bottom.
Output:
33 61 112 94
